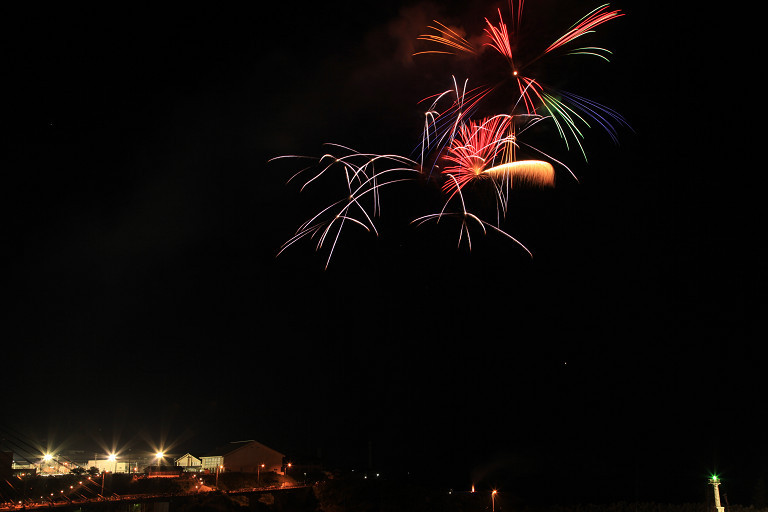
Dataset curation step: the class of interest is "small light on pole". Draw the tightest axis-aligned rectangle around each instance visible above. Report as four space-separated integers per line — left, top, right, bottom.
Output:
153 451 164 477
216 464 223 487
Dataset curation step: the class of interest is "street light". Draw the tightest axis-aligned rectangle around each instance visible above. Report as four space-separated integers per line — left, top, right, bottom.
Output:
215 464 223 488
42 453 56 475
257 464 265 486
149 451 164 478
492 490 498 512
101 470 109 497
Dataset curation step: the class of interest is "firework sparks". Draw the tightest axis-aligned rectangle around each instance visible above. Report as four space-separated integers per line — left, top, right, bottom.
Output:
484 160 554 185
415 1 630 156
441 115 514 194
412 175 534 255
273 148 420 268
415 20 477 56
542 4 624 56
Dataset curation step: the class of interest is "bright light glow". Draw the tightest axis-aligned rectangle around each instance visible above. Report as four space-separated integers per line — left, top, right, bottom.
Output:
107 454 117 462
43 453 53 462
156 452 164 459
483 160 555 186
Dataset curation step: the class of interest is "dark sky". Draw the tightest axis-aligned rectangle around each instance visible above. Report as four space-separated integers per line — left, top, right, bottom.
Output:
5 0 764 506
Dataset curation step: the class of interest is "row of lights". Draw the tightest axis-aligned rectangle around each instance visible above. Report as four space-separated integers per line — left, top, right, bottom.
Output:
34 451 163 476
41 451 162 460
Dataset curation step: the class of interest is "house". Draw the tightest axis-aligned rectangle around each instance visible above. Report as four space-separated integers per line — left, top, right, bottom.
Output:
175 453 202 472
201 440 285 474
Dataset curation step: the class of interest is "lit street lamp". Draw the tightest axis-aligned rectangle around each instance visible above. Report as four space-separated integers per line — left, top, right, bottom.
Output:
42 453 54 474
492 490 498 512
154 451 164 477
215 465 223 488
101 470 109 497
257 464 265 486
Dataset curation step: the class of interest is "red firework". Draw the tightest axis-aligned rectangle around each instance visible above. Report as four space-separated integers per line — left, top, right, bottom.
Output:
441 115 512 195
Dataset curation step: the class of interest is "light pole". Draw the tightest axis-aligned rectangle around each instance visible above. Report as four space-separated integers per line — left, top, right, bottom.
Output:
42 453 53 475
155 452 164 476
257 464 265 486
492 490 498 512
215 464 223 488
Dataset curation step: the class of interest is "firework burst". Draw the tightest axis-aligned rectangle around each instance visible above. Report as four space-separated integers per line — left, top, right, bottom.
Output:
273 1 630 266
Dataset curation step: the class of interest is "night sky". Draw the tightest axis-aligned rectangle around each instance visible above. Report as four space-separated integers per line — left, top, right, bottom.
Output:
5 0 764 507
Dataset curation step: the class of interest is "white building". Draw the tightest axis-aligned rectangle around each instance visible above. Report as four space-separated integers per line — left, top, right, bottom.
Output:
200 454 224 473
87 459 131 473
175 453 202 472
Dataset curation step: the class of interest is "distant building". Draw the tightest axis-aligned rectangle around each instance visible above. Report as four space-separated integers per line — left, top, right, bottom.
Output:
202 440 285 474
175 453 202 472
87 459 132 473
144 466 184 478
10 461 36 473
200 453 223 473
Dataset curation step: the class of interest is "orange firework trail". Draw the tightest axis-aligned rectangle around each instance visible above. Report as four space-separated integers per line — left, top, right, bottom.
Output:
273 1 630 266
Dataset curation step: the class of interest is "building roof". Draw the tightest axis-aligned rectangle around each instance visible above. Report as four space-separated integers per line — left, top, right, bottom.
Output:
175 453 201 462
202 440 284 458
